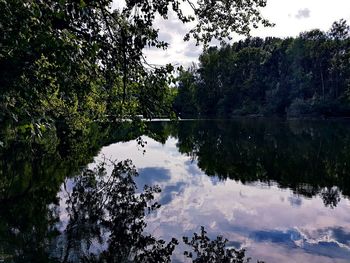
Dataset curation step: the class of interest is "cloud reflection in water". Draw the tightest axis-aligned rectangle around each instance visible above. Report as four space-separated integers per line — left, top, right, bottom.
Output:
96 135 350 263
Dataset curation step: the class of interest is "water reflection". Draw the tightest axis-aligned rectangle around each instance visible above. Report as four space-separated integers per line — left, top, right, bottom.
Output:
101 119 350 262
56 160 178 262
147 119 350 205
2 119 350 262
0 122 157 262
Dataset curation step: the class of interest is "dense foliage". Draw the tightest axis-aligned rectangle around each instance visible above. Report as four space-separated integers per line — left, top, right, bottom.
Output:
0 0 271 135
174 20 350 118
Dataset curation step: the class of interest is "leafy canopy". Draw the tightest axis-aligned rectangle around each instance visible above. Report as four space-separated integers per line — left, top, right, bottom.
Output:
0 0 271 130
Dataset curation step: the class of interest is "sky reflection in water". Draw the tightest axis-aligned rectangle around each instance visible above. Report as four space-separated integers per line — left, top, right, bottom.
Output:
92 134 350 263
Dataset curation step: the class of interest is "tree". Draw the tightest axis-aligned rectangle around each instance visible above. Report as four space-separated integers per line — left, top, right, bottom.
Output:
0 0 272 133
328 19 350 100
329 19 350 40
173 20 350 118
173 66 199 118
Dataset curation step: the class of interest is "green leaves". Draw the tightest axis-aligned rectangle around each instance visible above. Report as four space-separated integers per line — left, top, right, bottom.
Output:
186 0 274 46
174 20 350 118
0 0 272 134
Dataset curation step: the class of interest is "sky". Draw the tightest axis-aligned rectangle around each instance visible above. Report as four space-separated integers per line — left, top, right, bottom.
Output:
114 0 350 67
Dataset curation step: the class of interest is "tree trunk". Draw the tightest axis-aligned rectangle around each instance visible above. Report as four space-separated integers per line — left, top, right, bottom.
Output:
320 69 325 100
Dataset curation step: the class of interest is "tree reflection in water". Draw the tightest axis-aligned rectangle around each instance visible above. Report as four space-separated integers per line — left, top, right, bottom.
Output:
183 226 262 263
59 160 252 263
0 122 257 262
60 159 177 262
4 119 349 261
320 186 341 209
146 120 350 208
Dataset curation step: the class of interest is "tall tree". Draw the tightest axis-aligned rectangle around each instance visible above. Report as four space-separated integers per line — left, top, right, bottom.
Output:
0 0 271 132
173 20 350 118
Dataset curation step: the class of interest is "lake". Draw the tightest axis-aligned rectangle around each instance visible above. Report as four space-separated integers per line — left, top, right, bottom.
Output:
1 119 350 262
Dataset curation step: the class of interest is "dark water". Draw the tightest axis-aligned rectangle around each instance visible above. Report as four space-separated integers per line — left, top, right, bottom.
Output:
1 119 350 262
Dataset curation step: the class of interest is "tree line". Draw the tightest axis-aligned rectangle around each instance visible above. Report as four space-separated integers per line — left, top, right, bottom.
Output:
0 0 271 137
173 20 350 118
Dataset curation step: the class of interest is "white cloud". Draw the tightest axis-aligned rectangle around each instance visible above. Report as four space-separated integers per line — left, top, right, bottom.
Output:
251 0 350 38
114 0 350 66
295 8 311 19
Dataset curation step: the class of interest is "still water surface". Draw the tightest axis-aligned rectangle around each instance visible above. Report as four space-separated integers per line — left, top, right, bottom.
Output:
91 120 350 263
2 119 350 262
